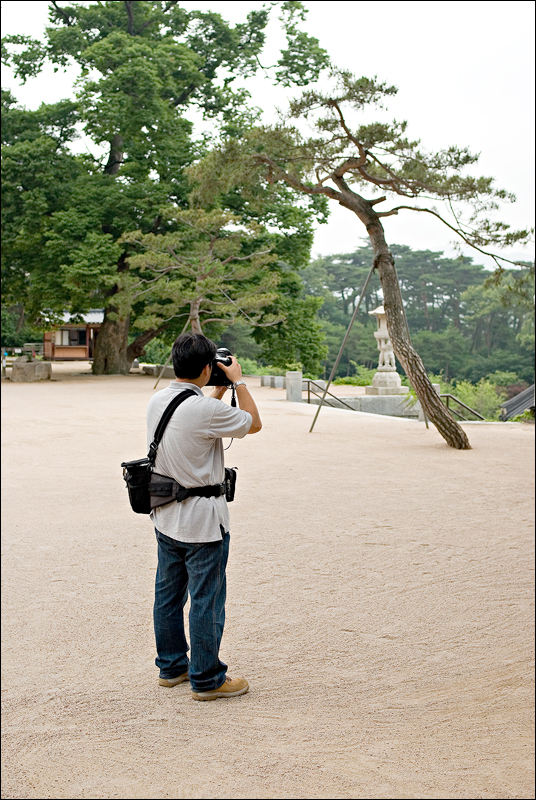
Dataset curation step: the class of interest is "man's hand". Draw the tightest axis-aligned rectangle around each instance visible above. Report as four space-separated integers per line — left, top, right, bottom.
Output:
219 356 242 385
209 356 240 400
217 356 262 434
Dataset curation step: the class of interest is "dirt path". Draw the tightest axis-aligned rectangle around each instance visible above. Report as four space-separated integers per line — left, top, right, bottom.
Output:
1 368 534 799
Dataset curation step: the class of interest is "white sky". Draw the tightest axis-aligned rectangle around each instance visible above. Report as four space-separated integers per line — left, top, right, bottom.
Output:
1 0 535 269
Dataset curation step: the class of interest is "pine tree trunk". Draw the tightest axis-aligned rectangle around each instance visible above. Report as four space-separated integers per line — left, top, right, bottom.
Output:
366 220 472 450
92 306 131 374
189 299 203 334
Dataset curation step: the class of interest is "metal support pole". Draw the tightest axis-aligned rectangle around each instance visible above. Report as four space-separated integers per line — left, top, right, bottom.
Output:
153 350 173 390
153 318 191 390
309 260 377 433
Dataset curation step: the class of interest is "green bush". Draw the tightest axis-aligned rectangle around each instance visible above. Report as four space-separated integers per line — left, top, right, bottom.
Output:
237 357 316 377
408 372 508 420
138 338 172 365
333 365 376 386
485 370 521 388
511 409 535 422
450 378 507 420
236 357 276 376
235 356 260 375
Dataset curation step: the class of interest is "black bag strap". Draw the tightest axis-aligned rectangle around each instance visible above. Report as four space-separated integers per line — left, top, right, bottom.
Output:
187 483 225 499
148 389 197 464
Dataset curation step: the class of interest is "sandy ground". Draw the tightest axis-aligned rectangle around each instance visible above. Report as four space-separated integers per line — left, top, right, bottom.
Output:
1 363 534 800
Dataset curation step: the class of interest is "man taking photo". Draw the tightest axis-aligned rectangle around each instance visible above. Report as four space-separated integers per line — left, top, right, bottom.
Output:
146 332 262 701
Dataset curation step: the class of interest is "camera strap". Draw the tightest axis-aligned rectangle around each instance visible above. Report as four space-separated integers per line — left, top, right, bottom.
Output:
148 387 235 493
148 389 197 464
222 385 237 451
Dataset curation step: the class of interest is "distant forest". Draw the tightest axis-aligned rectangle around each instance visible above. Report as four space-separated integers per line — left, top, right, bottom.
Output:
298 244 534 385
6 242 532 389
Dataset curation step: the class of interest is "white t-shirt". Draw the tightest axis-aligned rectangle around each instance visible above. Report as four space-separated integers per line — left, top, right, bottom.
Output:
146 382 252 542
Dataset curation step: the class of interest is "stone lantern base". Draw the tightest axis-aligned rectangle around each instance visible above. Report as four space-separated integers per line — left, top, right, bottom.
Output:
365 368 409 396
11 356 52 382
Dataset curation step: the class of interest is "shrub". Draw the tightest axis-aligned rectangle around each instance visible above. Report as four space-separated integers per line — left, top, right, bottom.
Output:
485 370 521 388
235 356 261 375
333 365 376 386
139 337 171 366
236 357 279 376
511 409 535 423
396 371 516 420
450 378 507 420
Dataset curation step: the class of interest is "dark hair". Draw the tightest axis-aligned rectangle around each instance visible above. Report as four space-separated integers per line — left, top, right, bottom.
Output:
171 333 216 379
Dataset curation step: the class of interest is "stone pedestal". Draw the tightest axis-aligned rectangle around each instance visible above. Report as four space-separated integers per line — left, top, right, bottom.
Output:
11 357 52 382
365 368 409 396
286 371 303 403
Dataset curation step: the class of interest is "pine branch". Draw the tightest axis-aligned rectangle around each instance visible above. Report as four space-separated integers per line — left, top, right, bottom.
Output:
386 205 529 268
51 1 72 26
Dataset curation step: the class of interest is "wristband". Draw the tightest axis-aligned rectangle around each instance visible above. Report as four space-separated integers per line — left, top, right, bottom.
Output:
233 380 247 389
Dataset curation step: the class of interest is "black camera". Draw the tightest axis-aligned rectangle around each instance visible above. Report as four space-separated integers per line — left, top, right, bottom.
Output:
206 347 233 386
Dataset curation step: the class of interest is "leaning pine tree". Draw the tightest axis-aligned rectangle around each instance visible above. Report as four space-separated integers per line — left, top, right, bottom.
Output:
189 70 534 450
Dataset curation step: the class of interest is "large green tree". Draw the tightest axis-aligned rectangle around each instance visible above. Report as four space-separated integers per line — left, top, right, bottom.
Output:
188 69 534 449
1 0 330 373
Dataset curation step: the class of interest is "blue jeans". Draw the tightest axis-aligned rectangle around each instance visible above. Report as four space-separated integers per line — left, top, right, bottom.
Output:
153 528 229 693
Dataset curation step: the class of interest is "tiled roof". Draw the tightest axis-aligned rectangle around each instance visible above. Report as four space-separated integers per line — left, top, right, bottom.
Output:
61 310 104 324
500 385 535 420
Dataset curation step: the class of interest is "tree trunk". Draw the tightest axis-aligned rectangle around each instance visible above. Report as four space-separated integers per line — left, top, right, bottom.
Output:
126 324 170 363
104 134 123 175
329 181 470 448
15 305 25 333
366 218 472 450
124 1 134 35
189 299 203 334
92 306 131 374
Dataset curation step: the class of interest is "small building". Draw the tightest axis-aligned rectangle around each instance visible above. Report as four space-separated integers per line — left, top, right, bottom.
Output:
43 311 103 361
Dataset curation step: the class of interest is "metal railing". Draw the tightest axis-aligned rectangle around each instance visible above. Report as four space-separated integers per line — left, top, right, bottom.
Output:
23 342 44 355
305 380 356 411
440 393 485 421
305 381 486 421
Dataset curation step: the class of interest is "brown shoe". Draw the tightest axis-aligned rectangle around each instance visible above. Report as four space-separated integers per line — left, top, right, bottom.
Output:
159 671 189 687
191 676 249 701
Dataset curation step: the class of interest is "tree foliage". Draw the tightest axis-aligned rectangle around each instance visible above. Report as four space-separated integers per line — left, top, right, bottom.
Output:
1 0 330 372
119 209 281 333
303 244 534 384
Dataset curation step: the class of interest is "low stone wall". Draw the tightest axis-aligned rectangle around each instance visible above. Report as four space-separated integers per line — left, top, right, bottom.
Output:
305 394 421 419
265 370 440 420
261 374 326 392
141 364 175 378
